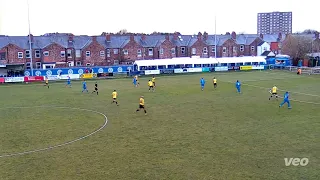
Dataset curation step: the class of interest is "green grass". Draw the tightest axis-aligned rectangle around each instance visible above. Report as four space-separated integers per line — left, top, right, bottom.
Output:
0 70 319 180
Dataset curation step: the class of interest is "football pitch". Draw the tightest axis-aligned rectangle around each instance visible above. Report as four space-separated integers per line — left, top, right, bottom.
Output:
0 70 319 180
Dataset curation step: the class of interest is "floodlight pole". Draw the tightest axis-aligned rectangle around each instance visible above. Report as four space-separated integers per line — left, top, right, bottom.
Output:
27 0 34 76
214 16 217 59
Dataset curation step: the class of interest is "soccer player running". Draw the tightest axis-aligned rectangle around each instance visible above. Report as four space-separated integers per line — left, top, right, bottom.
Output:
133 76 138 87
82 80 88 93
213 77 217 89
148 80 154 92
135 75 140 86
200 77 205 91
66 76 71 88
92 82 98 95
111 90 119 106
152 76 156 87
235 80 241 93
136 96 147 115
269 85 278 100
279 91 291 109
44 76 49 88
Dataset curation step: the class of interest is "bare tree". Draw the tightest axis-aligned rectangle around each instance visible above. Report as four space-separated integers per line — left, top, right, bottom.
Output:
302 29 318 34
117 29 128 35
282 35 313 59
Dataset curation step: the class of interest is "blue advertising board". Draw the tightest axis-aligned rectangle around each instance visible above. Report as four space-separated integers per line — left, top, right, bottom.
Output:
24 65 133 77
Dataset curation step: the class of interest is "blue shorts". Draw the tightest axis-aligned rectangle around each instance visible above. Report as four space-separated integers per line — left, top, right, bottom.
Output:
83 87 87 89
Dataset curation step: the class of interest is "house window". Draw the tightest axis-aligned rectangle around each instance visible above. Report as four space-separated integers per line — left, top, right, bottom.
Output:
113 49 119 54
86 63 91 66
100 51 105 57
212 46 216 53
76 61 81 66
35 50 40 58
192 48 196 55
240 45 244 52
203 47 208 54
86 51 91 57
36 62 41 69
181 47 185 54
76 50 81 57
123 49 128 55
43 51 49 56
160 48 164 55
18 52 23 59
114 60 119 65
25 50 30 58
0 52 6 60
171 48 175 54
67 49 72 58
233 46 237 52
60 51 65 57
106 49 110 57
251 46 255 51
26 62 31 69
263 47 267 51
222 47 227 53
148 48 153 56
137 49 142 57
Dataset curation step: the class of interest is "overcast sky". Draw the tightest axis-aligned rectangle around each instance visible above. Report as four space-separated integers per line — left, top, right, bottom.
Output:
0 0 318 36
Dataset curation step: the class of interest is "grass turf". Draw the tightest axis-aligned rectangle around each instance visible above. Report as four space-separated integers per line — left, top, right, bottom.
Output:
0 70 319 180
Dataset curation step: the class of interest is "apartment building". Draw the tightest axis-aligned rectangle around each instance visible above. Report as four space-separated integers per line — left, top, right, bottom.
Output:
257 11 292 34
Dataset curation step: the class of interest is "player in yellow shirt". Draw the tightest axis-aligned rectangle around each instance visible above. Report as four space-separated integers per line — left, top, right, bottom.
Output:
269 85 278 100
148 80 154 92
136 96 147 115
44 76 49 88
152 76 156 87
111 90 119 106
213 77 217 89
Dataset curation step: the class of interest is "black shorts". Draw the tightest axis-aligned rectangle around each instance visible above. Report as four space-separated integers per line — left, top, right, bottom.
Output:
113 98 116 100
214 83 217 86
95 88 98 91
149 86 153 88
272 93 277 95
139 104 144 109
153 82 156 85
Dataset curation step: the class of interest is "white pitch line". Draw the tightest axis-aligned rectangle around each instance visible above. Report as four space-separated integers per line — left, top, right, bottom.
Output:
0 106 108 158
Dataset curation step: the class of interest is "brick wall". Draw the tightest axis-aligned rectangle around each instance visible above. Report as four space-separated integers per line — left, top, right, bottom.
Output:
121 36 144 62
82 37 106 66
42 43 66 65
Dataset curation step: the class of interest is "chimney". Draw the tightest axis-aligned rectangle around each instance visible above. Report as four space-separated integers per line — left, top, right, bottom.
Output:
173 32 179 40
278 33 282 40
92 36 97 41
259 33 264 39
28 34 34 43
203 32 208 40
130 34 135 41
106 34 111 42
68 34 74 42
165 34 170 41
141 34 146 41
226 32 230 35
231 31 236 39
197 32 202 40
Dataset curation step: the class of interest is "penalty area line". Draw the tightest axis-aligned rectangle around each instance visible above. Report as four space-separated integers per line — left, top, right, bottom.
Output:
0 106 108 158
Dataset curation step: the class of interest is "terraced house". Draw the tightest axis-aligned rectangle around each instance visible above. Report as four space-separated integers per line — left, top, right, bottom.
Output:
0 32 287 69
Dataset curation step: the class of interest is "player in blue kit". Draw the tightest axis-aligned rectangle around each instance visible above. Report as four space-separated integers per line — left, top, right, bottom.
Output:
279 92 291 109
235 80 241 93
133 77 137 87
200 78 205 91
82 80 88 93
65 76 71 88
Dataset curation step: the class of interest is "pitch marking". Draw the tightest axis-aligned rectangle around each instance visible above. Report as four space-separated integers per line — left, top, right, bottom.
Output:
0 106 108 158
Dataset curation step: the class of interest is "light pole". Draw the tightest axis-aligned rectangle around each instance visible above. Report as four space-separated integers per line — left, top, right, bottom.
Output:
27 0 34 76
214 15 217 59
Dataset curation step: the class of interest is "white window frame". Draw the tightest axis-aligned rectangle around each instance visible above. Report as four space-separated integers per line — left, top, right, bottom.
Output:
212 46 216 53
114 60 119 65
171 48 175 54
106 49 110 57
123 49 128 55
76 50 81 58
100 51 105 57
240 45 244 52
181 47 185 54
223 47 227 53
35 50 41 58
263 47 267 51
60 51 65 57
160 48 164 55
67 49 72 58
113 49 119 54
25 50 30 58
36 62 41 69
18 52 23 59
86 51 91 57
203 47 208 54
86 63 91 66
137 49 142 57
76 61 82 66
251 46 255 51
148 48 153 56
192 48 196 55
43 51 49 56
26 62 31 69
